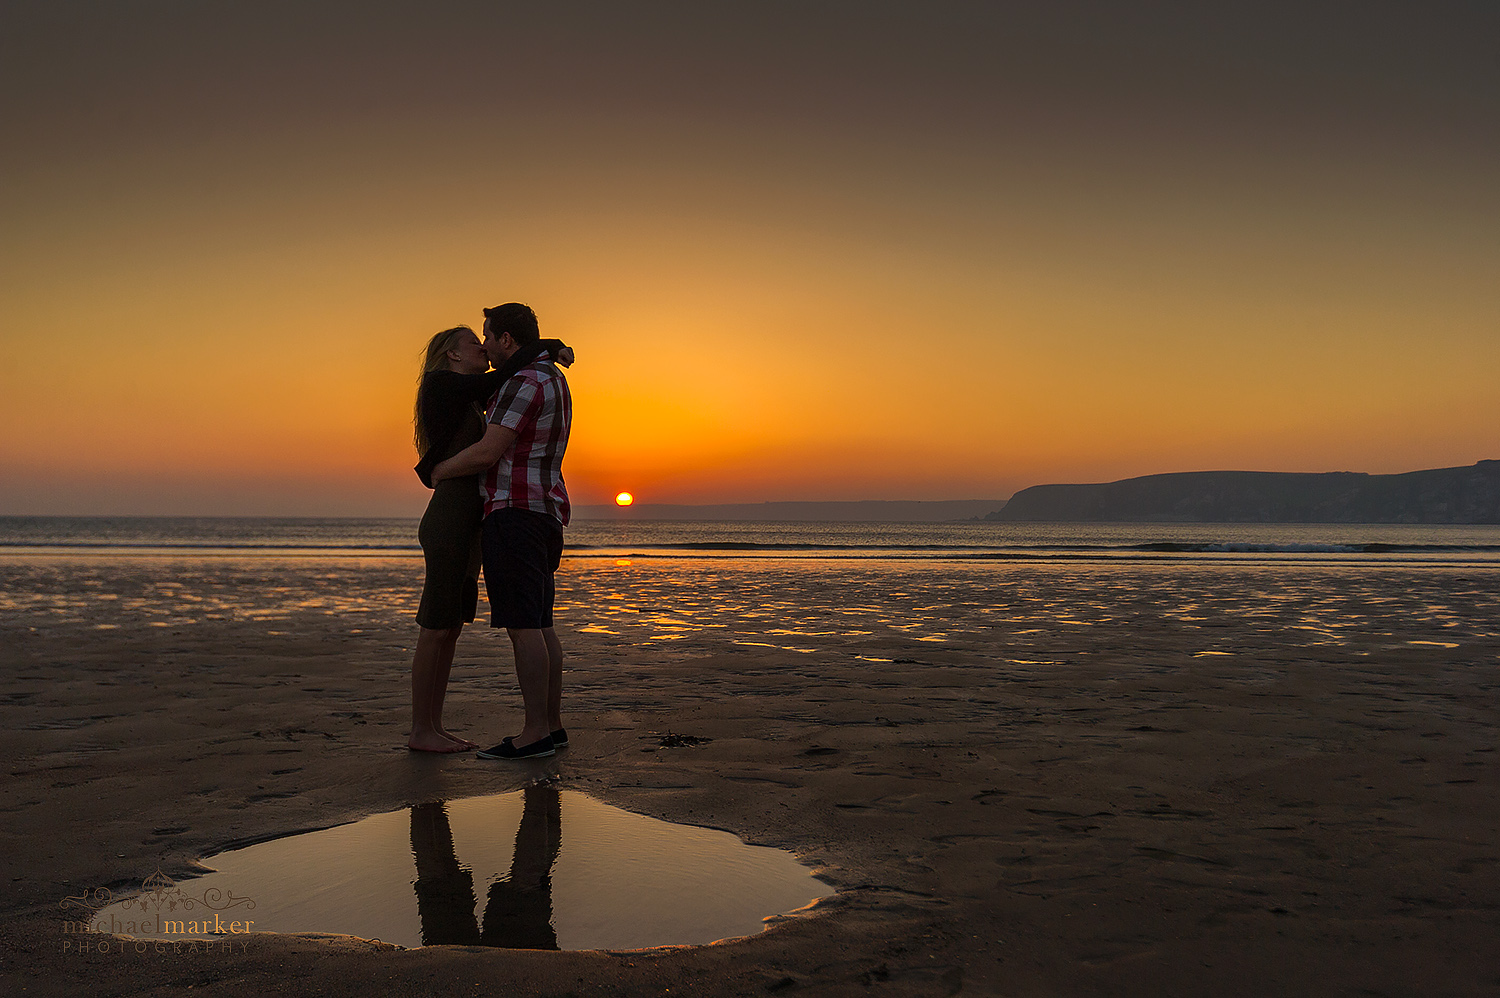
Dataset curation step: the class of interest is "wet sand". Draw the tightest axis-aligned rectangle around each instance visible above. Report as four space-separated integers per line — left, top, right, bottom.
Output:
1 555 1497 996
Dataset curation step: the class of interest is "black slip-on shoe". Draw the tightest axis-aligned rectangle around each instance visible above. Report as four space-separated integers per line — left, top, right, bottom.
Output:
502 730 568 749
476 735 555 760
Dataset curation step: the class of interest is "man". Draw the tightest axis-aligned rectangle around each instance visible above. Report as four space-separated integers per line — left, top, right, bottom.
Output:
430 302 571 759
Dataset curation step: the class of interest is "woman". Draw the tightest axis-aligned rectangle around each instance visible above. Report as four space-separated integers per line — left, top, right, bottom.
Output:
408 324 572 752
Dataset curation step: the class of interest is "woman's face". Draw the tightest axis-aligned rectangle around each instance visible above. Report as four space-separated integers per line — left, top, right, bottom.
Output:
447 331 488 375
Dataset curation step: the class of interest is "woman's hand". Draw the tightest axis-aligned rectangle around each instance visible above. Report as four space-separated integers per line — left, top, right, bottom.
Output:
557 345 575 367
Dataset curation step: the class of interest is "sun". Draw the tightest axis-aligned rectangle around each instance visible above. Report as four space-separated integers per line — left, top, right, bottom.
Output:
614 492 634 507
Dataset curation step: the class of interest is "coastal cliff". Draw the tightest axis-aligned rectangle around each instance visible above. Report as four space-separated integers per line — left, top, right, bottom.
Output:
991 460 1500 523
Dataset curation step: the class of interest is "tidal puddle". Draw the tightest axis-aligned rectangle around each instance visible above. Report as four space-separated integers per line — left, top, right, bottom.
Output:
91 786 829 950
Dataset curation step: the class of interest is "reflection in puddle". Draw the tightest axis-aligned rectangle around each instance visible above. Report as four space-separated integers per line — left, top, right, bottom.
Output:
96 786 828 950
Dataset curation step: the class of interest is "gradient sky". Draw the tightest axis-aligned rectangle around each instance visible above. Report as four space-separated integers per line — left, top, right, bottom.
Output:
2 2 1496 515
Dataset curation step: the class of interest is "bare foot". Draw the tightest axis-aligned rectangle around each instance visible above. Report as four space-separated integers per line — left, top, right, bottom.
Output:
408 733 470 753
438 729 478 749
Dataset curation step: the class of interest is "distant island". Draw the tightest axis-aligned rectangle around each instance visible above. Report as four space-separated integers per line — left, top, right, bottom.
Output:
989 460 1500 524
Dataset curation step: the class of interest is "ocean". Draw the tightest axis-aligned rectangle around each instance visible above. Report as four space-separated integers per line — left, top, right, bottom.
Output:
2 516 1498 566
3 515 1494 726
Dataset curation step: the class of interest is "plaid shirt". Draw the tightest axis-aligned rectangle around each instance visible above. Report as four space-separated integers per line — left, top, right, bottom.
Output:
481 356 571 525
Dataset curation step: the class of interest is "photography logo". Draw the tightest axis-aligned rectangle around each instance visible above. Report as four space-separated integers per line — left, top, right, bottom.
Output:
60 869 257 955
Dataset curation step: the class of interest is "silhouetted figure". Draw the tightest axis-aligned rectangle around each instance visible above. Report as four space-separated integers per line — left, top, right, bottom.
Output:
409 801 481 945
480 784 562 949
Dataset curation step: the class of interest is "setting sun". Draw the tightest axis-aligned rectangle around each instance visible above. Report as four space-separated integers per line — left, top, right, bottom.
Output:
614 492 634 507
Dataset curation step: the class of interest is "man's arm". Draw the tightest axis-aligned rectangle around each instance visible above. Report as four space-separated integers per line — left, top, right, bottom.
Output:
431 423 518 483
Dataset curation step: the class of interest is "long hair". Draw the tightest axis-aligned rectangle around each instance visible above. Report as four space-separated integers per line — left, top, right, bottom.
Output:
413 325 474 454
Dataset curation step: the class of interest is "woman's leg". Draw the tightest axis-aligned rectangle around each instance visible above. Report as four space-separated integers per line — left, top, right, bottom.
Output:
430 624 476 747
410 625 468 752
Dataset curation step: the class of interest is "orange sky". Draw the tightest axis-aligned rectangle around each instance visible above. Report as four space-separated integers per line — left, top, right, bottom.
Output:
2 4 1496 515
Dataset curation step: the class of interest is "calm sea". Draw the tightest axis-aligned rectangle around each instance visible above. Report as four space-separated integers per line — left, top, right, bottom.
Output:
1 516 1498 566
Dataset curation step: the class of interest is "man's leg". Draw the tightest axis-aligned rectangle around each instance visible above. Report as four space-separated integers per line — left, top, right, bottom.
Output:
543 626 563 732
480 509 564 757
506 628 553 747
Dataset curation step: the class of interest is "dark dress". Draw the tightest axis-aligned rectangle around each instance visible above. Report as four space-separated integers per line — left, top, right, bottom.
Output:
413 341 565 629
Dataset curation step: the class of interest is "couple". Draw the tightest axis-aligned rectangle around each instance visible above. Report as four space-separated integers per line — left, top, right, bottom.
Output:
408 302 573 760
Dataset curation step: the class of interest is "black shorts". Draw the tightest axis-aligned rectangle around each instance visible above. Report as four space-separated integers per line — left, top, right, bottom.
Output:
481 507 563 630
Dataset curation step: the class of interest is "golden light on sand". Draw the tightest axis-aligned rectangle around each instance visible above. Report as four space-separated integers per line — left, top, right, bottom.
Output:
615 492 634 506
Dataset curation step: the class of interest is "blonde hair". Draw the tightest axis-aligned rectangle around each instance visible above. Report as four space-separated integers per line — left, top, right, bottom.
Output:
413 325 475 454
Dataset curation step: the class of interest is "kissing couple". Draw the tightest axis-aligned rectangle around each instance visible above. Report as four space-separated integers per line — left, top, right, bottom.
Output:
407 303 574 760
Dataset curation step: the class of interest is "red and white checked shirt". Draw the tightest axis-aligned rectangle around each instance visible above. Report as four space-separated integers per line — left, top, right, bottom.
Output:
480 356 571 525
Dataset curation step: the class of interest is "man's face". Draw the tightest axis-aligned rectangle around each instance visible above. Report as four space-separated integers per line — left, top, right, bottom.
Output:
481 319 514 364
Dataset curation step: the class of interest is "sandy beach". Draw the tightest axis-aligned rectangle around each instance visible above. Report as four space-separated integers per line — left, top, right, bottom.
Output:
2 553 1497 996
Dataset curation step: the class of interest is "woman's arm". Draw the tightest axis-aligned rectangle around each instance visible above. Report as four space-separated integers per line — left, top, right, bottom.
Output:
427 368 509 405
429 341 575 407
538 339 574 367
